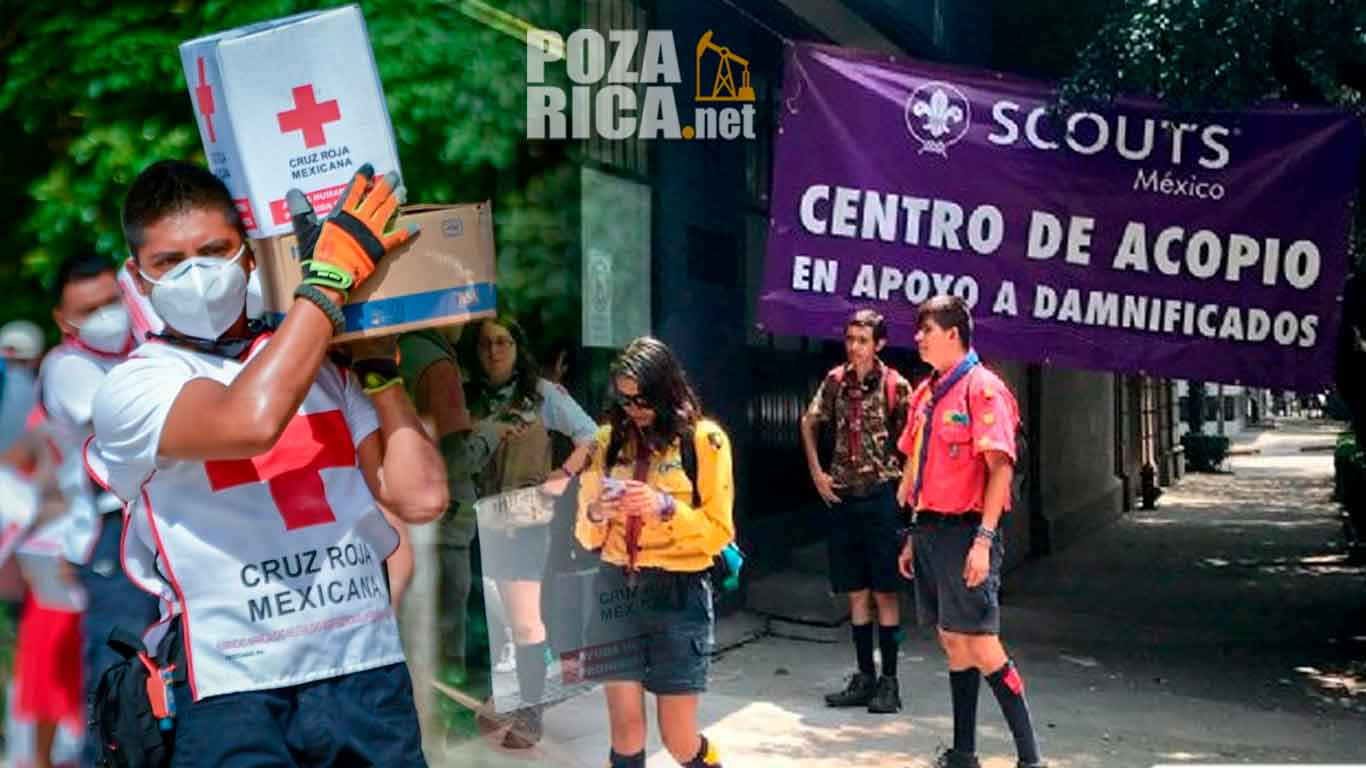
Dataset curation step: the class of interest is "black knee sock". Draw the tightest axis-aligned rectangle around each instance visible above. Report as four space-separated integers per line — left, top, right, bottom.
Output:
877 625 900 678
514 642 547 706
852 623 875 675
682 734 722 768
949 668 981 755
608 748 645 768
985 659 1041 765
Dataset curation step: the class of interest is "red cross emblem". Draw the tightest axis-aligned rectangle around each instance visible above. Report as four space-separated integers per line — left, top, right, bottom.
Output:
205 410 357 531
195 58 216 143
276 84 341 149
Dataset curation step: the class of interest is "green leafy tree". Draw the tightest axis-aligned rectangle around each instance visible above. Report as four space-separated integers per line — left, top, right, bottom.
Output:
0 0 579 340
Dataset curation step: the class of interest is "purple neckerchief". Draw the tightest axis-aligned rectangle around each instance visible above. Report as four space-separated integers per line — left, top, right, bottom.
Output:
910 350 980 509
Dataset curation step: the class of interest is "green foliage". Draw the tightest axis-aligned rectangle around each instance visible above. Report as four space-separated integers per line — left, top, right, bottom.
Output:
0 0 579 333
1181 432 1231 472
1060 0 1366 111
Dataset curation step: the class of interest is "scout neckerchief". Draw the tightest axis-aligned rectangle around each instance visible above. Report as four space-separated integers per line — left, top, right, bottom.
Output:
908 350 979 509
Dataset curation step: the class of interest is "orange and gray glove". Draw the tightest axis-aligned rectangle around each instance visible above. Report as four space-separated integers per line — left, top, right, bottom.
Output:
287 162 418 298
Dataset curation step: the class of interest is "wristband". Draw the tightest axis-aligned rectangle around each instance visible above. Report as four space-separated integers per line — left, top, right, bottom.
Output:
657 491 677 521
300 259 355 298
974 526 997 543
353 358 403 396
560 462 581 478
360 372 405 396
293 283 345 335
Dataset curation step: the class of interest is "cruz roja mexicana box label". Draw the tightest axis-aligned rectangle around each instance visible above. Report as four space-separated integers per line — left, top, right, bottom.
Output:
527 28 757 141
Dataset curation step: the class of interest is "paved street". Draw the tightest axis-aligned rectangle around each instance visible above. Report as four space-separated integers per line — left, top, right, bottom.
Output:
438 418 1366 767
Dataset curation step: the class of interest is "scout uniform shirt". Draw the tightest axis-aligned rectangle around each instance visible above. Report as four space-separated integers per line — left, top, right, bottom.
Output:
897 361 1019 514
576 420 734 573
806 361 910 493
84 335 404 702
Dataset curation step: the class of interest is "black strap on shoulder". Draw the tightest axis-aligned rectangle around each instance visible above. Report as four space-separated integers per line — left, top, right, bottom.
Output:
328 210 387 263
680 425 700 508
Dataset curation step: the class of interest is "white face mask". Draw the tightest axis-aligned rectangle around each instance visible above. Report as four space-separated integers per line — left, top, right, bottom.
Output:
73 303 131 354
141 244 249 340
246 268 264 321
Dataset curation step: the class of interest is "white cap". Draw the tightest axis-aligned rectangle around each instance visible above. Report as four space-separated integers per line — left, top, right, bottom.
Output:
0 320 45 361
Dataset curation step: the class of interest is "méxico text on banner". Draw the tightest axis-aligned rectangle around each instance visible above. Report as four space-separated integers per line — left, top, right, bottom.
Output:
758 44 1361 390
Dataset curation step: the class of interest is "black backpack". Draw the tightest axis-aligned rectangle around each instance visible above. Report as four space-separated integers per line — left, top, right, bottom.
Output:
90 626 183 768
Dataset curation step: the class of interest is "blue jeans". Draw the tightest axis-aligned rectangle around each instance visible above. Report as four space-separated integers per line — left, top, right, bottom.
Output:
169 662 426 767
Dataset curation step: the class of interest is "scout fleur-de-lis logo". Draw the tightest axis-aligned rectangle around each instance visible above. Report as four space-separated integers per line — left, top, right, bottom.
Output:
904 81 971 157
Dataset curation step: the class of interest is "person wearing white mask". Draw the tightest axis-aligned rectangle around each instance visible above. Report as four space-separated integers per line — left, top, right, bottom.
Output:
39 254 163 761
86 159 445 766
0 319 45 453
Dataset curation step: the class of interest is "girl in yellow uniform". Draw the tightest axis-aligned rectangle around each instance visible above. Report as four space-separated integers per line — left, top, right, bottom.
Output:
576 337 733 768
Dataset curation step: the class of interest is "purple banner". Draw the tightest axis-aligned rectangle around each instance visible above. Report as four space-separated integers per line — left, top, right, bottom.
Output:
759 44 1361 390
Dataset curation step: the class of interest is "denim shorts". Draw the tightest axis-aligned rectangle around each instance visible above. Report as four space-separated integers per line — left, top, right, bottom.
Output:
168 662 426 767
580 564 714 695
912 515 1005 635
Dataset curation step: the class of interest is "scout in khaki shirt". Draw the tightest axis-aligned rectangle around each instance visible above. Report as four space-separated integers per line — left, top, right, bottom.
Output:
800 309 911 715
895 295 1045 768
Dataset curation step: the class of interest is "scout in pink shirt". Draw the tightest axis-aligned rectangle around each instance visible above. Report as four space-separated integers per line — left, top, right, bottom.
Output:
894 296 1045 768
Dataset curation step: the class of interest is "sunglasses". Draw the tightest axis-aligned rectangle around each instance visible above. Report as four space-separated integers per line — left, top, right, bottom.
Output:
613 390 654 409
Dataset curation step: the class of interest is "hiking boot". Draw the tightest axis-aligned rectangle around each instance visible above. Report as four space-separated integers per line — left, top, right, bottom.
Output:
931 748 982 768
501 707 543 749
824 672 877 707
866 675 902 714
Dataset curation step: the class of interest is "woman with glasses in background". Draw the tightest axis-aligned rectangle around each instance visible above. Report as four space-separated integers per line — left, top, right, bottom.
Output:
460 314 597 748
576 337 734 768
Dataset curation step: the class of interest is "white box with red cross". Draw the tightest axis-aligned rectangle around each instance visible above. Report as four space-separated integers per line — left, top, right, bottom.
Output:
179 5 402 238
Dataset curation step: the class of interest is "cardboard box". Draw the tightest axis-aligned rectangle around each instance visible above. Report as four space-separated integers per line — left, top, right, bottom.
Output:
180 5 402 237
252 203 498 342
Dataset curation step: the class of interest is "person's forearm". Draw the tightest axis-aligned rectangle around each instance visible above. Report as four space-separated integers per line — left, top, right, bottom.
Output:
563 440 594 475
980 462 1013 532
370 386 448 522
800 418 823 475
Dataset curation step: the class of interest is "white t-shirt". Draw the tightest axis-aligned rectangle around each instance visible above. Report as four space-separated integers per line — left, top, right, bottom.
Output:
38 341 126 563
85 335 404 701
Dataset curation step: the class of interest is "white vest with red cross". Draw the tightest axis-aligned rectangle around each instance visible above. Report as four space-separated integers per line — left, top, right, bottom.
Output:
83 336 403 702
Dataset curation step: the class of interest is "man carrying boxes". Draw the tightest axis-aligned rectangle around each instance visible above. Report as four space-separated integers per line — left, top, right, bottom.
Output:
85 159 446 765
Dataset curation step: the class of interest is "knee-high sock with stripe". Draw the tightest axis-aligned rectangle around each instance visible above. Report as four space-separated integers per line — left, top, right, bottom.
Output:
985 659 1041 765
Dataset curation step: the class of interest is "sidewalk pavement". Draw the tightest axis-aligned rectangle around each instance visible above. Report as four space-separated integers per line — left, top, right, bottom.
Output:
436 417 1365 767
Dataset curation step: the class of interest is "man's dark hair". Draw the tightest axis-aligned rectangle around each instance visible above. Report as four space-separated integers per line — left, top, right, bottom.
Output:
846 308 888 343
52 254 115 306
121 160 245 259
917 295 973 350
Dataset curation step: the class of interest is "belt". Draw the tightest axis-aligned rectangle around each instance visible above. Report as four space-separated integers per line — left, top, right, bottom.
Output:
912 510 983 527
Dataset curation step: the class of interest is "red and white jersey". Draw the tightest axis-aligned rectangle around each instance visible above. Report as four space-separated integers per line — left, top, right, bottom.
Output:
38 340 127 564
84 335 403 702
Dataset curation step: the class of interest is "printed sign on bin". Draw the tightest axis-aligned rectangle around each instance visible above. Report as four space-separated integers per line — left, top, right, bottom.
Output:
179 4 402 237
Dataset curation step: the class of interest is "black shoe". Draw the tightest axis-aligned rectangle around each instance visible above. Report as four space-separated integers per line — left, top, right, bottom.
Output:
866 675 902 714
502 707 543 749
824 671 877 707
932 748 982 768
